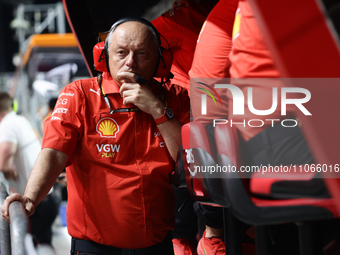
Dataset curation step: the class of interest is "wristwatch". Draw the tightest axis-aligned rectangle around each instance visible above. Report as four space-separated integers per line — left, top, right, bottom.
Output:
154 107 174 125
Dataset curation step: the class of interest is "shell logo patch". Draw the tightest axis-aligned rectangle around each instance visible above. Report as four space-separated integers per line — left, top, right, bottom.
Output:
96 117 119 138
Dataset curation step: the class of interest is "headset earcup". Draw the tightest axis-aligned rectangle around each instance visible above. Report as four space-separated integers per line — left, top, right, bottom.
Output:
93 41 108 72
155 47 173 79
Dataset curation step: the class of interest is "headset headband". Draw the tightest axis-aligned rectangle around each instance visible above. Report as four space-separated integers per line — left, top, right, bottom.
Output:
108 17 161 46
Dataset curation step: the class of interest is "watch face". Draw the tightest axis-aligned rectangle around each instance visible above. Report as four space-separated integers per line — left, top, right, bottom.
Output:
165 107 174 119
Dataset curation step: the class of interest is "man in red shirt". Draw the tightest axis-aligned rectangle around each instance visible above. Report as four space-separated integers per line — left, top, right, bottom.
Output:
188 0 238 254
2 18 190 255
152 0 214 94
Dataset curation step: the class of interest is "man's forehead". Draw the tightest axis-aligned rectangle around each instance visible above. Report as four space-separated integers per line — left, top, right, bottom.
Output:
114 21 151 36
111 22 157 47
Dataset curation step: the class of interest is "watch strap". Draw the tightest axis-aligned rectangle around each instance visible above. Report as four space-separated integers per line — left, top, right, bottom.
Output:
154 107 174 125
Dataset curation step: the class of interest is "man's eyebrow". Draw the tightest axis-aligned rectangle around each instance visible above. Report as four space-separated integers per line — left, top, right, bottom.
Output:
113 45 128 50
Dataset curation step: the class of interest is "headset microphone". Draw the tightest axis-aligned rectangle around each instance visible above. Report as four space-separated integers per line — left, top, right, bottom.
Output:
135 75 174 85
135 76 160 85
135 76 148 85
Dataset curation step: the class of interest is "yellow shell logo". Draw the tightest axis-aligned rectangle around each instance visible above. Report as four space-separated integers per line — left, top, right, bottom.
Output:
96 118 119 138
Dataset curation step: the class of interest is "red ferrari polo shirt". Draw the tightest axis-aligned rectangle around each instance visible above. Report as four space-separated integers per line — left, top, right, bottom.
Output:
229 0 294 141
189 0 237 80
189 0 238 124
42 72 190 248
152 0 214 93
190 0 295 141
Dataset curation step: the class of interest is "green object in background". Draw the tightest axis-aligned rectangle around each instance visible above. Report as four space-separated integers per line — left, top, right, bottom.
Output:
12 99 18 112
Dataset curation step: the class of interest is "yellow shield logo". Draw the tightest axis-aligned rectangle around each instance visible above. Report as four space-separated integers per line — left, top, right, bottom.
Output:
96 118 119 138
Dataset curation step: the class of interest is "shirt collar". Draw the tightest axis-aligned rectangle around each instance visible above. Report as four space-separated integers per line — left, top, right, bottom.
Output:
101 72 120 94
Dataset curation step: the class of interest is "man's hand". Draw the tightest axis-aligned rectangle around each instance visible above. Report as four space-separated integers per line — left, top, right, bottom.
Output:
118 72 183 161
1 193 35 223
1 148 69 223
118 72 164 118
2 167 18 181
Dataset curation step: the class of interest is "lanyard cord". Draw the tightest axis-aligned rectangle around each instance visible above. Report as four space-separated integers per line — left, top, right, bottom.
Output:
97 74 112 113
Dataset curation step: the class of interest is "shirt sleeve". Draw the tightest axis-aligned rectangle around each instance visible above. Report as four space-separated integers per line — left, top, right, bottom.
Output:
42 81 85 162
152 3 187 48
189 0 238 79
189 0 238 123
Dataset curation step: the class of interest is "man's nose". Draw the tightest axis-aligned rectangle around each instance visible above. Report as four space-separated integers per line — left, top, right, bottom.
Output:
125 53 137 67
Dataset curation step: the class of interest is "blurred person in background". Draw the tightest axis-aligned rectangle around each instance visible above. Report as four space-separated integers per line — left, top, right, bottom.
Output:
41 97 58 133
0 91 59 255
46 97 58 120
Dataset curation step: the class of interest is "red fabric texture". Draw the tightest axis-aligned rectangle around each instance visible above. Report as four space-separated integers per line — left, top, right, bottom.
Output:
190 0 295 141
152 0 213 93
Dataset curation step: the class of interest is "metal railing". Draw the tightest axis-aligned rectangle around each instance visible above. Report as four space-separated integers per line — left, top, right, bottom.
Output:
0 184 11 255
0 183 28 255
9 202 28 255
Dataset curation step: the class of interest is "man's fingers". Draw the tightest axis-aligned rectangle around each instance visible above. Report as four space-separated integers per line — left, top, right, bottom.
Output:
117 72 136 82
121 89 135 100
1 193 22 223
4 170 18 181
119 82 140 93
119 83 143 101
1 199 10 223
122 95 135 107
